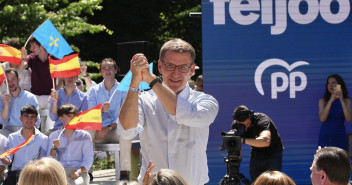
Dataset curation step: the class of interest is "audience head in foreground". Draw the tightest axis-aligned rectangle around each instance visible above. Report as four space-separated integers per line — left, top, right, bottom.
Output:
18 157 67 185
253 171 296 185
148 169 189 185
311 146 351 185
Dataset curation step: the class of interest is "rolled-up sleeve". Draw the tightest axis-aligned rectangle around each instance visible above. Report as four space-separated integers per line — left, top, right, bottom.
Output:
174 93 219 127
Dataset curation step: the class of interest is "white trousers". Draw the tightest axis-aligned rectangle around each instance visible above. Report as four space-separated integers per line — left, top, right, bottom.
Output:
35 95 55 132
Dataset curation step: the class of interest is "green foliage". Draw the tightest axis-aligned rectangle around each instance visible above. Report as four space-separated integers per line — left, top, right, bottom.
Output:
0 0 112 45
93 155 115 170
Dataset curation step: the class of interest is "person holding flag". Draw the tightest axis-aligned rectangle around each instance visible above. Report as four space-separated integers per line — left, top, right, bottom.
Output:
19 37 63 132
0 68 40 137
1 104 48 185
45 53 87 135
0 38 31 94
87 58 131 180
46 75 88 135
48 104 93 185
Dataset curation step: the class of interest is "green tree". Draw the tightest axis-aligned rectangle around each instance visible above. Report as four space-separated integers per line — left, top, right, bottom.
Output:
71 0 202 80
0 0 111 45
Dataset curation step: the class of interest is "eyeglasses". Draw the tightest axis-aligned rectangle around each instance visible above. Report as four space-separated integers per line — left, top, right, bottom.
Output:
161 61 193 73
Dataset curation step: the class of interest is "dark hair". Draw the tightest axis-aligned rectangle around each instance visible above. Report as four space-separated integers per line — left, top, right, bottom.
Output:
233 105 254 122
57 104 78 117
28 37 41 46
20 104 38 116
314 147 351 184
5 68 19 78
100 58 117 71
5 38 21 50
323 74 349 102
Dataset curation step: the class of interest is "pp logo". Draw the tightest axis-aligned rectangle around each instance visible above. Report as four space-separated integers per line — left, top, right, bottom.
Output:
254 59 309 99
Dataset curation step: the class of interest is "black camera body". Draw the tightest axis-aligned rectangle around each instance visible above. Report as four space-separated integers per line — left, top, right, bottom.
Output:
220 129 242 154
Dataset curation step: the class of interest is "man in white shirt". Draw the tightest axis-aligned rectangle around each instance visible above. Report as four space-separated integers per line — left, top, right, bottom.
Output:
119 38 219 185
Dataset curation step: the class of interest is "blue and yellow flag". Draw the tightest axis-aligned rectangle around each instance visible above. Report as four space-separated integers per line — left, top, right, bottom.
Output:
32 20 73 59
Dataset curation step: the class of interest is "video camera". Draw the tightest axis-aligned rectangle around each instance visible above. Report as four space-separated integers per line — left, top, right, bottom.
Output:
220 129 242 154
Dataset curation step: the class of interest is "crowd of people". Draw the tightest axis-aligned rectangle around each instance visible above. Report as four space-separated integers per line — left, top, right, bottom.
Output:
0 37 351 185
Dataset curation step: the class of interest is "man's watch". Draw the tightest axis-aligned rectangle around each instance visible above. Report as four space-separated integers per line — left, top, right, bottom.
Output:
108 125 113 131
149 76 163 89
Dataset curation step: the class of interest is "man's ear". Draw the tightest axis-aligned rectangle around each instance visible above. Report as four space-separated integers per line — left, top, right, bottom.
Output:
58 116 63 123
158 60 162 75
320 169 328 184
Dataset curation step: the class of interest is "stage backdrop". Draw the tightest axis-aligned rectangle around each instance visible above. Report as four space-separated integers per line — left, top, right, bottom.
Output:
202 0 352 184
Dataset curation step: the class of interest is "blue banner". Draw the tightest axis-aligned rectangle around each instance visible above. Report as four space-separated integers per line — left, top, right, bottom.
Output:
202 0 352 184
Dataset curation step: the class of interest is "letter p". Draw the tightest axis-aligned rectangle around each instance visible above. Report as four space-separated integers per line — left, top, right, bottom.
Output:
271 72 289 99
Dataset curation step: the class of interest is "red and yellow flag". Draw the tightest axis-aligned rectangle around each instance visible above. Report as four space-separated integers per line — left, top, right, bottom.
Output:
49 53 80 78
0 44 22 65
0 133 34 157
65 103 102 130
0 65 6 86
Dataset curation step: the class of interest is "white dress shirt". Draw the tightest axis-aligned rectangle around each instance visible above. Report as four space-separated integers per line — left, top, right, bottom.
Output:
120 84 219 185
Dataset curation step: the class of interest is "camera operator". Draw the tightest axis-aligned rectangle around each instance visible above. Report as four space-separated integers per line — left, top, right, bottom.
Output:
231 105 284 182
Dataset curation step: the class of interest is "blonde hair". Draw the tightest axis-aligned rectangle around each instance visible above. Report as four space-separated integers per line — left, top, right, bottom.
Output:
253 171 296 185
148 169 189 185
18 157 68 185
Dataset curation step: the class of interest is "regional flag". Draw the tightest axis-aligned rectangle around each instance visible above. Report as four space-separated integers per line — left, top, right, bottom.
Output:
32 20 73 59
49 53 80 78
0 133 34 157
66 103 102 130
0 44 22 65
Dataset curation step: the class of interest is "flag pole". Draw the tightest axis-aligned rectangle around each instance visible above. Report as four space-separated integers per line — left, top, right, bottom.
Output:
108 87 118 103
24 35 32 49
52 78 55 90
57 128 65 140
24 18 50 48
0 65 9 94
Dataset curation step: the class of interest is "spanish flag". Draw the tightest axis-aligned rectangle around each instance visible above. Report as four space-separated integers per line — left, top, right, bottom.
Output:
66 103 102 130
49 53 80 78
0 65 6 86
0 44 22 65
0 133 34 157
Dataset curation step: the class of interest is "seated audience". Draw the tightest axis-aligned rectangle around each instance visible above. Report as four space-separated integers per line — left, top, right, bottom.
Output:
46 75 88 135
0 104 48 185
0 69 40 137
17 157 68 185
48 104 93 185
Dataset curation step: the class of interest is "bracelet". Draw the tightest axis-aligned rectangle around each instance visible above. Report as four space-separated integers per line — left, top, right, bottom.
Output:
128 87 140 92
242 137 246 144
149 76 163 89
83 74 89 77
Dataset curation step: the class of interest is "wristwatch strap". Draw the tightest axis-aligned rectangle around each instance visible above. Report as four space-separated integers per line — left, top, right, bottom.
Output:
149 76 163 89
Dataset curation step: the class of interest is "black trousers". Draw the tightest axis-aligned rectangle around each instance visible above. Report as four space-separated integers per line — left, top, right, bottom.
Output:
3 170 20 185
